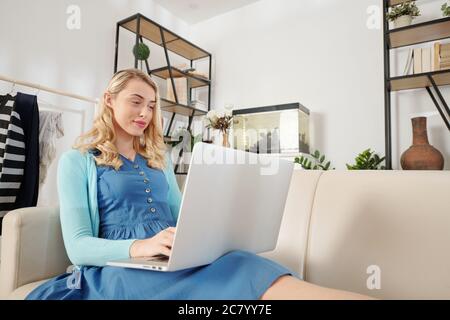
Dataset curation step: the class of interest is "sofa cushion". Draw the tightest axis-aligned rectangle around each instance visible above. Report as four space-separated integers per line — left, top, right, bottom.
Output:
305 170 450 299
259 169 323 278
7 280 49 300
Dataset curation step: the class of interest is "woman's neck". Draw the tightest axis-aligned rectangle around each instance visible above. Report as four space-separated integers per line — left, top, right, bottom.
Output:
114 122 136 160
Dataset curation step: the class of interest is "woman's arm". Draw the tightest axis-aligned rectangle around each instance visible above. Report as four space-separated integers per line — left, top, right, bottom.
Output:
57 150 136 267
164 151 182 223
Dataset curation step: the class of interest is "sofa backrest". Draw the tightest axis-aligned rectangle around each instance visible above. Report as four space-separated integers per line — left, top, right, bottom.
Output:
286 170 450 300
0 206 70 298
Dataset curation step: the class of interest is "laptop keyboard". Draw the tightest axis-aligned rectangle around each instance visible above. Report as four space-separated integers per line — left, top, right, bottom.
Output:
146 254 169 262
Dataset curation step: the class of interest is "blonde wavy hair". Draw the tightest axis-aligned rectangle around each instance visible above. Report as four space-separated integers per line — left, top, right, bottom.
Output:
73 69 167 171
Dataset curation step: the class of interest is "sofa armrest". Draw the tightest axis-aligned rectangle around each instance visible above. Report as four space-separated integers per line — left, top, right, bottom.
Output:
0 206 71 299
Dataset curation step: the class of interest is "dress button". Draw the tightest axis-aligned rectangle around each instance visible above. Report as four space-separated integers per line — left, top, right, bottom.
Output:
133 164 139 169
145 188 151 193
150 207 156 213
143 178 149 183
139 171 144 176
147 197 153 203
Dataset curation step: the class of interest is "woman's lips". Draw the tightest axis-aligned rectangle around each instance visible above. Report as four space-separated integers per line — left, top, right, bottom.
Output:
134 121 146 128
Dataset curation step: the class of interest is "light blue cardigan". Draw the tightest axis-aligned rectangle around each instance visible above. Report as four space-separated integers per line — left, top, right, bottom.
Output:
57 149 182 267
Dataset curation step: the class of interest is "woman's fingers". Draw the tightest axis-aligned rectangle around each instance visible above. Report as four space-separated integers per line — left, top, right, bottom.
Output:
159 245 171 256
160 237 173 249
165 227 176 234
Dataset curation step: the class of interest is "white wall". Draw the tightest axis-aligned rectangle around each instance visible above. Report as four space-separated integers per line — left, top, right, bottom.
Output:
190 0 450 170
0 0 191 206
1 0 449 208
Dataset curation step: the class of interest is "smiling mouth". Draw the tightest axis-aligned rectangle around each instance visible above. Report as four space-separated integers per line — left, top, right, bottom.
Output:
134 121 146 128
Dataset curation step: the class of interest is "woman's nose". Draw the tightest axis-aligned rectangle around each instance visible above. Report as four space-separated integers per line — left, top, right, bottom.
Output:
140 107 151 118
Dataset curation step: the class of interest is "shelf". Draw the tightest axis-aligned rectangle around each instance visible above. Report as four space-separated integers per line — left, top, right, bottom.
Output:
160 98 207 116
151 66 210 89
164 136 180 143
119 14 210 60
388 17 450 48
389 69 450 91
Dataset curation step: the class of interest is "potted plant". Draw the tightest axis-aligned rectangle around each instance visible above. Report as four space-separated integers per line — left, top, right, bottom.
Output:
386 1 421 28
205 108 234 147
166 127 202 172
442 1 450 17
346 149 386 170
167 127 203 151
294 150 335 170
132 43 150 70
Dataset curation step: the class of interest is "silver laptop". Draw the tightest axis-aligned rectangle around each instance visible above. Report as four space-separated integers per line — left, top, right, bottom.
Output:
107 142 294 272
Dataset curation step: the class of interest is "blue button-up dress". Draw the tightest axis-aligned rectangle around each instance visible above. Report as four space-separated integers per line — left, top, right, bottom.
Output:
26 153 294 300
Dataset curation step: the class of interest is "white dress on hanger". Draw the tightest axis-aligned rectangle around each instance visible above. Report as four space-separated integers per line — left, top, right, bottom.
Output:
38 110 64 188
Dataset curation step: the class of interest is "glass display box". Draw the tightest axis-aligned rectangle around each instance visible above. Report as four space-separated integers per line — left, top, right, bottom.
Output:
232 103 310 154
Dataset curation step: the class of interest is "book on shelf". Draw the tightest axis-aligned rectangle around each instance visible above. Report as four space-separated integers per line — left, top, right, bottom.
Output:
413 48 422 74
439 42 450 70
422 47 432 73
433 42 441 71
407 42 450 74
441 43 450 56
166 77 188 105
403 49 414 75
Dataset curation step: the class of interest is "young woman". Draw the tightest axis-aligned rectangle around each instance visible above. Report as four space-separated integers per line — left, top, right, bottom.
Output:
26 69 374 300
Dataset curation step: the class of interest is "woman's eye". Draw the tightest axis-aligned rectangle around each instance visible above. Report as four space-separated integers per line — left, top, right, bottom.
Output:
132 101 140 105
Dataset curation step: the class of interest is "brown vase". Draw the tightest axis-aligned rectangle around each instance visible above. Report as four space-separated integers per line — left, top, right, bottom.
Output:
222 130 230 148
400 117 444 170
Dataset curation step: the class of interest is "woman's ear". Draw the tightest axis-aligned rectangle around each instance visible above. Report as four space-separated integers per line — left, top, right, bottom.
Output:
104 92 113 110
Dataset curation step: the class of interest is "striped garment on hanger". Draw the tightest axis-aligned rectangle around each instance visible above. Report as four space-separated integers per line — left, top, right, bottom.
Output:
0 93 26 219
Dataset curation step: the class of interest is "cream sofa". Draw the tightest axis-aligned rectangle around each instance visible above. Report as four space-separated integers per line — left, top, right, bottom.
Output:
1 169 449 299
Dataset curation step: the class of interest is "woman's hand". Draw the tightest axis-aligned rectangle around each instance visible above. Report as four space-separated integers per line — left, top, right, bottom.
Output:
129 227 176 258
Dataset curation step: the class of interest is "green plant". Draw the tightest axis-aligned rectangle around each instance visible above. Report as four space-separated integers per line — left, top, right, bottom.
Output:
386 1 420 21
294 150 334 170
166 128 202 151
346 149 386 170
442 2 450 17
133 43 150 60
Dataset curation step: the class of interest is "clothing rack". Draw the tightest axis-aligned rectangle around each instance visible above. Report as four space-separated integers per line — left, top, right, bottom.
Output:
0 74 98 104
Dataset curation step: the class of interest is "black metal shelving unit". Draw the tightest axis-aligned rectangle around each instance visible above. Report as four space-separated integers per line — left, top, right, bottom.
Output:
383 0 450 169
114 13 212 174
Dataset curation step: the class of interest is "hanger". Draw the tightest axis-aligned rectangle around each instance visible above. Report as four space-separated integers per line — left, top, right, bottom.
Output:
35 86 60 112
8 82 16 95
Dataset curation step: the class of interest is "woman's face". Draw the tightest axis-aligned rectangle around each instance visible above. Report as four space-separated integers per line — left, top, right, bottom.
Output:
105 78 156 137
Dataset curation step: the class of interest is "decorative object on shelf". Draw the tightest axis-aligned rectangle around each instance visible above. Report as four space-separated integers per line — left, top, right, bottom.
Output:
346 149 386 170
190 99 207 111
387 1 420 28
166 77 188 105
294 150 334 170
132 43 150 70
400 117 444 170
205 108 234 147
185 69 209 80
232 103 310 155
442 1 450 17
